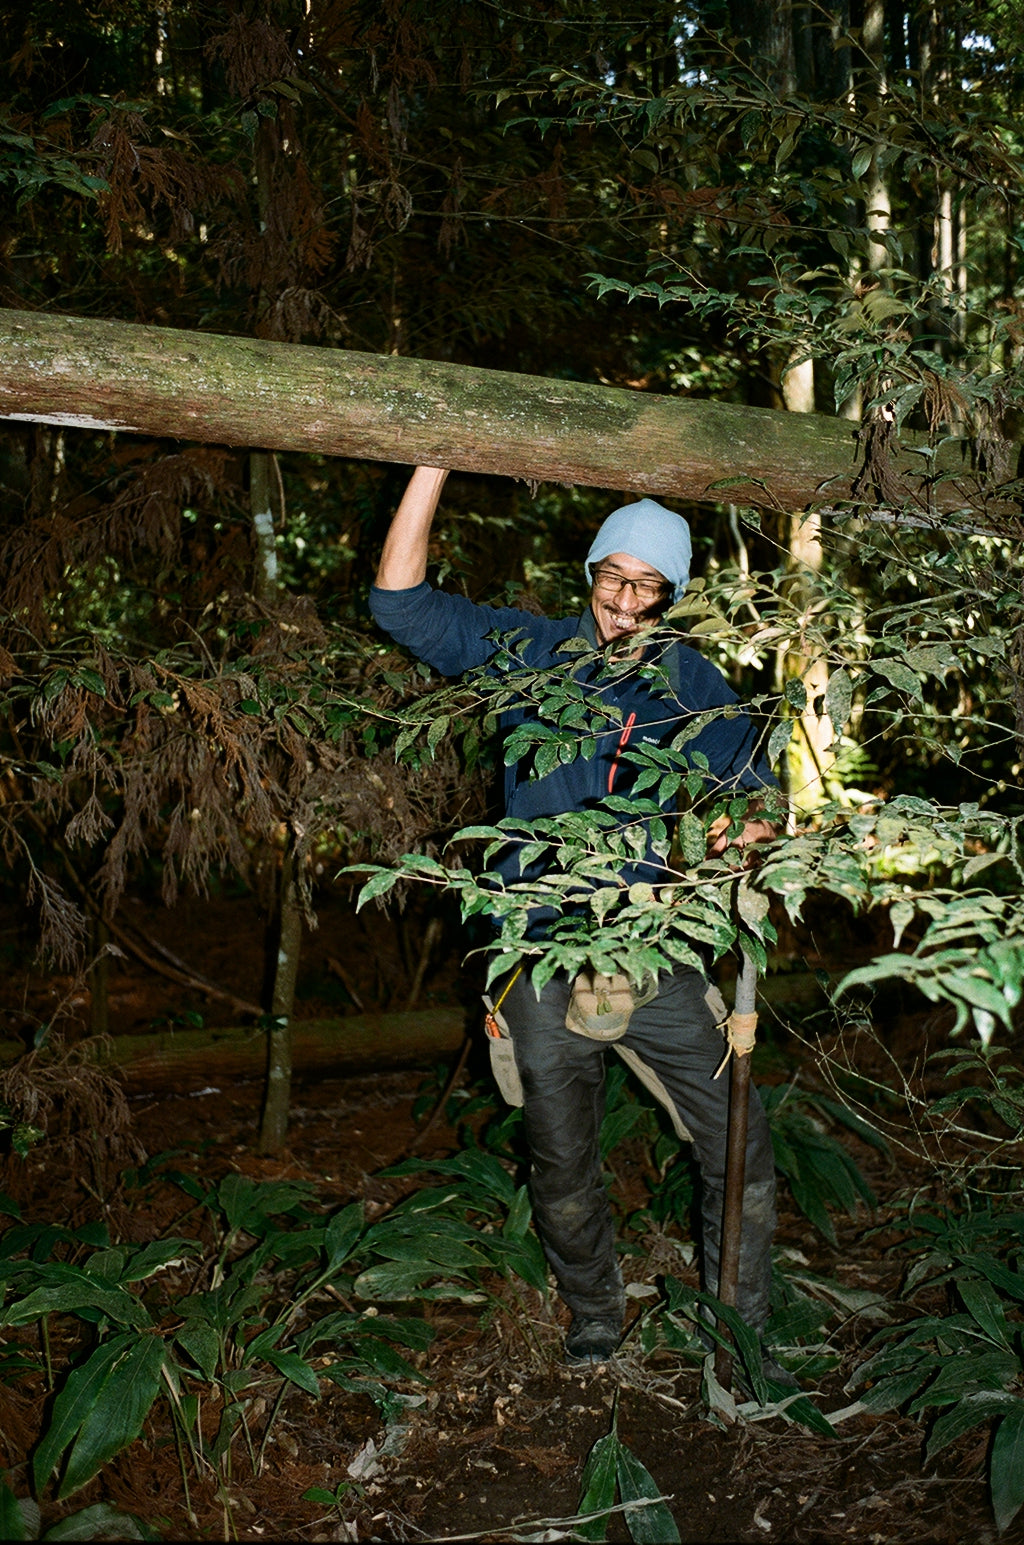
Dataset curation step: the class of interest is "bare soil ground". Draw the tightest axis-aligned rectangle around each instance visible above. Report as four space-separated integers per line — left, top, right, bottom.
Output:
0 888 1020 1544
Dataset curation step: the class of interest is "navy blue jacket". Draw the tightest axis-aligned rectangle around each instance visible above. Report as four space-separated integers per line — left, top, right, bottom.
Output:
369 582 774 927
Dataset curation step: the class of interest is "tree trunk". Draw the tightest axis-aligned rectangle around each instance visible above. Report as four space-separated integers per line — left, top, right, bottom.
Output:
257 843 301 1155
250 449 279 602
0 308 1003 517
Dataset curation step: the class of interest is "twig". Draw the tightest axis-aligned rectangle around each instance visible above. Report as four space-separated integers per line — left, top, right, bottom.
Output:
327 955 364 1010
30 812 266 1019
121 922 264 1018
406 1033 474 1154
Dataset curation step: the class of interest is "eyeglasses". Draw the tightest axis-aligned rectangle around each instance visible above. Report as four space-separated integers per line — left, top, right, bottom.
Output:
591 567 669 603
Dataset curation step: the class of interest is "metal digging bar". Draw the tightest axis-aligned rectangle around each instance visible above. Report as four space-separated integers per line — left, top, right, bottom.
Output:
713 946 759 1393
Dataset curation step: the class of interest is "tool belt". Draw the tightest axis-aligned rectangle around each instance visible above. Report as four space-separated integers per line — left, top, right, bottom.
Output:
482 968 729 1143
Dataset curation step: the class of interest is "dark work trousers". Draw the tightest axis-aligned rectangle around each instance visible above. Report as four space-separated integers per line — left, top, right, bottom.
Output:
499 964 777 1331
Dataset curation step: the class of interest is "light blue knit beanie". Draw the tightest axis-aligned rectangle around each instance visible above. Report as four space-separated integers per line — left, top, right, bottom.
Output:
584 498 692 602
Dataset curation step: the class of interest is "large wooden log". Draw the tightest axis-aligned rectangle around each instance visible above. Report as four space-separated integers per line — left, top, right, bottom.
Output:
0 1008 470 1093
0 307 988 513
0 970 827 1093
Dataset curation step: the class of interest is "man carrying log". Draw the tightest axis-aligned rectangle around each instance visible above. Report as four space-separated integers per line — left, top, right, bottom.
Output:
370 465 780 1369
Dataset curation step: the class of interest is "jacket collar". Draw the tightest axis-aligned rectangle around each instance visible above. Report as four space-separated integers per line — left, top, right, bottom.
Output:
578 607 600 648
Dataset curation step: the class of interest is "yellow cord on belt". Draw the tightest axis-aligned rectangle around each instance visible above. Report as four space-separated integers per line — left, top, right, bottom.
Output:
484 964 523 1038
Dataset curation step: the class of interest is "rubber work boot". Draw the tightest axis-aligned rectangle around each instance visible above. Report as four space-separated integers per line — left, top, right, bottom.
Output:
564 1313 622 1365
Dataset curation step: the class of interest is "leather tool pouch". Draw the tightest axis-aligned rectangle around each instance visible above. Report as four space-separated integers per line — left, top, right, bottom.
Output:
565 970 659 1041
483 995 524 1106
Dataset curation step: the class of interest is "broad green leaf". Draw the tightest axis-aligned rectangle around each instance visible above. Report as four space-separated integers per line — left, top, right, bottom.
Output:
74 668 107 697
851 144 873 179
908 1349 1019 1413
971 1255 1024 1304
991 1406 1024 1534
771 1392 838 1438
43 1502 154 1540
857 1370 936 1412
736 880 770 931
590 885 620 924
888 898 915 949
352 1260 479 1301
823 669 852 729
82 1247 128 1281
957 1277 1010 1348
263 1348 322 1397
615 1441 680 1543
0 1477 26 1542
950 975 1014 1026
34 1332 166 1498
872 657 923 700
783 678 807 712
767 719 792 765
502 1184 533 1241
928 1391 1021 1460
426 714 450 752
2 1278 151 1329
577 1430 619 1542
676 811 705 866
356 868 400 908
173 1320 220 1380
324 1203 365 1272
119 1239 199 1283
336 1334 425 1382
366 1231 484 1269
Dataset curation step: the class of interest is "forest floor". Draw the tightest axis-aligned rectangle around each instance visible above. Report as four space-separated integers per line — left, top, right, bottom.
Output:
0 887 1021 1544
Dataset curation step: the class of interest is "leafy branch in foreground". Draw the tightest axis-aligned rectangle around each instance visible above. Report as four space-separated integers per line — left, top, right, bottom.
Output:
355 785 1024 1046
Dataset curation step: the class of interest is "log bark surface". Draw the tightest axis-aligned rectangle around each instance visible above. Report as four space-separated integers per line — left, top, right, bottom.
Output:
0 1008 469 1092
0 308 984 512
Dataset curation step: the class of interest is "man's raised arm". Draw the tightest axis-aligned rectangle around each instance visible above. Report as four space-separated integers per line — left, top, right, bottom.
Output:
374 465 450 591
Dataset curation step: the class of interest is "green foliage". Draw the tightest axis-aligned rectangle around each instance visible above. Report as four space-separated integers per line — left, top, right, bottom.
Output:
851 1204 1024 1533
635 1275 838 1436
928 1043 1024 1192
0 1154 549 1512
368 1150 549 1299
0 1482 156 1542
762 1084 887 1246
361 669 1024 1045
838 888 1024 1042
0 1102 45 1160
577 1405 680 1544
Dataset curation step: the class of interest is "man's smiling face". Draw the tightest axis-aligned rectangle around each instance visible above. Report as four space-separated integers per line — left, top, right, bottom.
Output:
589 551 671 647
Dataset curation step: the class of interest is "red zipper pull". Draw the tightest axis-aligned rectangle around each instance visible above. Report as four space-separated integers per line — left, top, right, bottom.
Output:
607 711 637 794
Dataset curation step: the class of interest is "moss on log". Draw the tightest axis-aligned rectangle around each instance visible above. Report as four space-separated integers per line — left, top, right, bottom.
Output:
0 308 1001 514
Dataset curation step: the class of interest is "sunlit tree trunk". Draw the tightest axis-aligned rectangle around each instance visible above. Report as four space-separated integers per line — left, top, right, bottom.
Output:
862 0 892 277
780 365 836 814
772 2 840 812
919 5 967 362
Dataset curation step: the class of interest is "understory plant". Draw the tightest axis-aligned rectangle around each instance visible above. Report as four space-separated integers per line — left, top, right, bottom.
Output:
851 1202 1024 1534
843 1046 1024 1535
0 1154 544 1530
